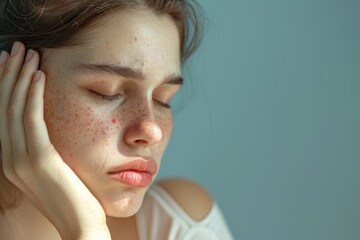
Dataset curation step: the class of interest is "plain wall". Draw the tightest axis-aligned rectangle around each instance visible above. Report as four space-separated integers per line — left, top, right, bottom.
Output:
157 0 360 239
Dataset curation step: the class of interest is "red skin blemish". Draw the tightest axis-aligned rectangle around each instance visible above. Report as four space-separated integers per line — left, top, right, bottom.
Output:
112 118 117 124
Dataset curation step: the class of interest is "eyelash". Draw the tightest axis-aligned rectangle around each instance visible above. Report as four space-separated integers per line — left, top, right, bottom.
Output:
154 100 171 109
90 91 171 109
90 91 123 101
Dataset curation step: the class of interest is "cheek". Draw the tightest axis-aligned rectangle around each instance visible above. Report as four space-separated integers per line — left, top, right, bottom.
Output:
161 113 173 141
43 84 113 168
159 114 173 156
153 109 173 155
150 113 173 160
45 96 90 157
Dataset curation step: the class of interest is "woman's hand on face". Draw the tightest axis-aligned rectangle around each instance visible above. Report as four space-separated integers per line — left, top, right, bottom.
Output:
0 42 111 240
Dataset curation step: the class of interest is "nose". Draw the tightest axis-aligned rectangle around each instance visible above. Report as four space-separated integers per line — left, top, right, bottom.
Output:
124 118 163 147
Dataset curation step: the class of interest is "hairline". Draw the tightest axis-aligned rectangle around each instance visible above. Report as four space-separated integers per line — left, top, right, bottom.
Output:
40 6 182 68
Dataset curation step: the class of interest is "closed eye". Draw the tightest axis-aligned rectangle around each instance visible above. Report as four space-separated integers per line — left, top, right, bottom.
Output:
154 99 171 109
152 84 180 110
90 90 123 102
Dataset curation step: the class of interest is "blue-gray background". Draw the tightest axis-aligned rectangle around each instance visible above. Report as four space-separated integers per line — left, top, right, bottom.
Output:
158 0 360 239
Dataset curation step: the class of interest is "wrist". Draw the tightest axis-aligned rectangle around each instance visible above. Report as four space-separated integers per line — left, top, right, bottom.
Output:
78 231 111 240
61 226 111 240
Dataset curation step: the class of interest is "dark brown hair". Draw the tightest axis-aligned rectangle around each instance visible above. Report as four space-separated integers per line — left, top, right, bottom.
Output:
0 0 204 213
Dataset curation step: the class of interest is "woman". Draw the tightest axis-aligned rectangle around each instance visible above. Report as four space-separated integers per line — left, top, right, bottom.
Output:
0 0 233 239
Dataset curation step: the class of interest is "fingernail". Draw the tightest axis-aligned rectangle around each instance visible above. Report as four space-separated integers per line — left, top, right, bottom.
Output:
25 49 35 63
0 51 8 66
33 71 42 82
11 41 21 56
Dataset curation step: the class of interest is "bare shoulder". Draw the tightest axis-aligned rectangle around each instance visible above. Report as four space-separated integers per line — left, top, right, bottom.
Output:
157 177 213 221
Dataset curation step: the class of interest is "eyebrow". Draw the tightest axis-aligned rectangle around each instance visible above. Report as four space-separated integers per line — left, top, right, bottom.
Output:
76 63 184 85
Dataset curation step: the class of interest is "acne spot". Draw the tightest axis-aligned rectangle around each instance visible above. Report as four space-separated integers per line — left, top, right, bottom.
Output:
112 118 117 124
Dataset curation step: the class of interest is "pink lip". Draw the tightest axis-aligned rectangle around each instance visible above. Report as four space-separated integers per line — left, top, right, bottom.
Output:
108 159 158 187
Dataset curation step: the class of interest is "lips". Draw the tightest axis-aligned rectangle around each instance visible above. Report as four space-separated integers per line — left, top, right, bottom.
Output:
108 158 158 187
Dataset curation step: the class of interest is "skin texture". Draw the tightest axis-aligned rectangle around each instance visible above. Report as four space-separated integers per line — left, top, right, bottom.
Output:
0 8 185 240
41 9 182 218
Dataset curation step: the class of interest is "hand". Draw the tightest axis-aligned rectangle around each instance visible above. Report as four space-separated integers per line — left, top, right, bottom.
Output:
0 42 111 240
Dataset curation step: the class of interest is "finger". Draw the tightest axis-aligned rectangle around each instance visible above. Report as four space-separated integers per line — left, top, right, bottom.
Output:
24 71 51 158
0 50 10 150
9 70 47 200
0 50 10 85
0 42 25 171
0 42 26 164
0 50 10 77
9 49 40 159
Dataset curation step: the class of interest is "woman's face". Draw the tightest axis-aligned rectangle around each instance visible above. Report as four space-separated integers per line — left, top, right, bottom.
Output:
40 9 181 217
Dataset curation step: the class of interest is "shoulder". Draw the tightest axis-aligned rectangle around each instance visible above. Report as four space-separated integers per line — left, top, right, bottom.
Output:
156 177 213 221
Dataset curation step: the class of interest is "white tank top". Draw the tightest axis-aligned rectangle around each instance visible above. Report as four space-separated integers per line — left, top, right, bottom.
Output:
135 184 234 240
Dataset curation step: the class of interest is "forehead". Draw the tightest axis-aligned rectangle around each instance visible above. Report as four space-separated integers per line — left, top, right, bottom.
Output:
84 9 180 68
43 9 181 77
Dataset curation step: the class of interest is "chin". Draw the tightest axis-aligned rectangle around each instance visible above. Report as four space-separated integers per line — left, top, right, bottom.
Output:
101 189 146 217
